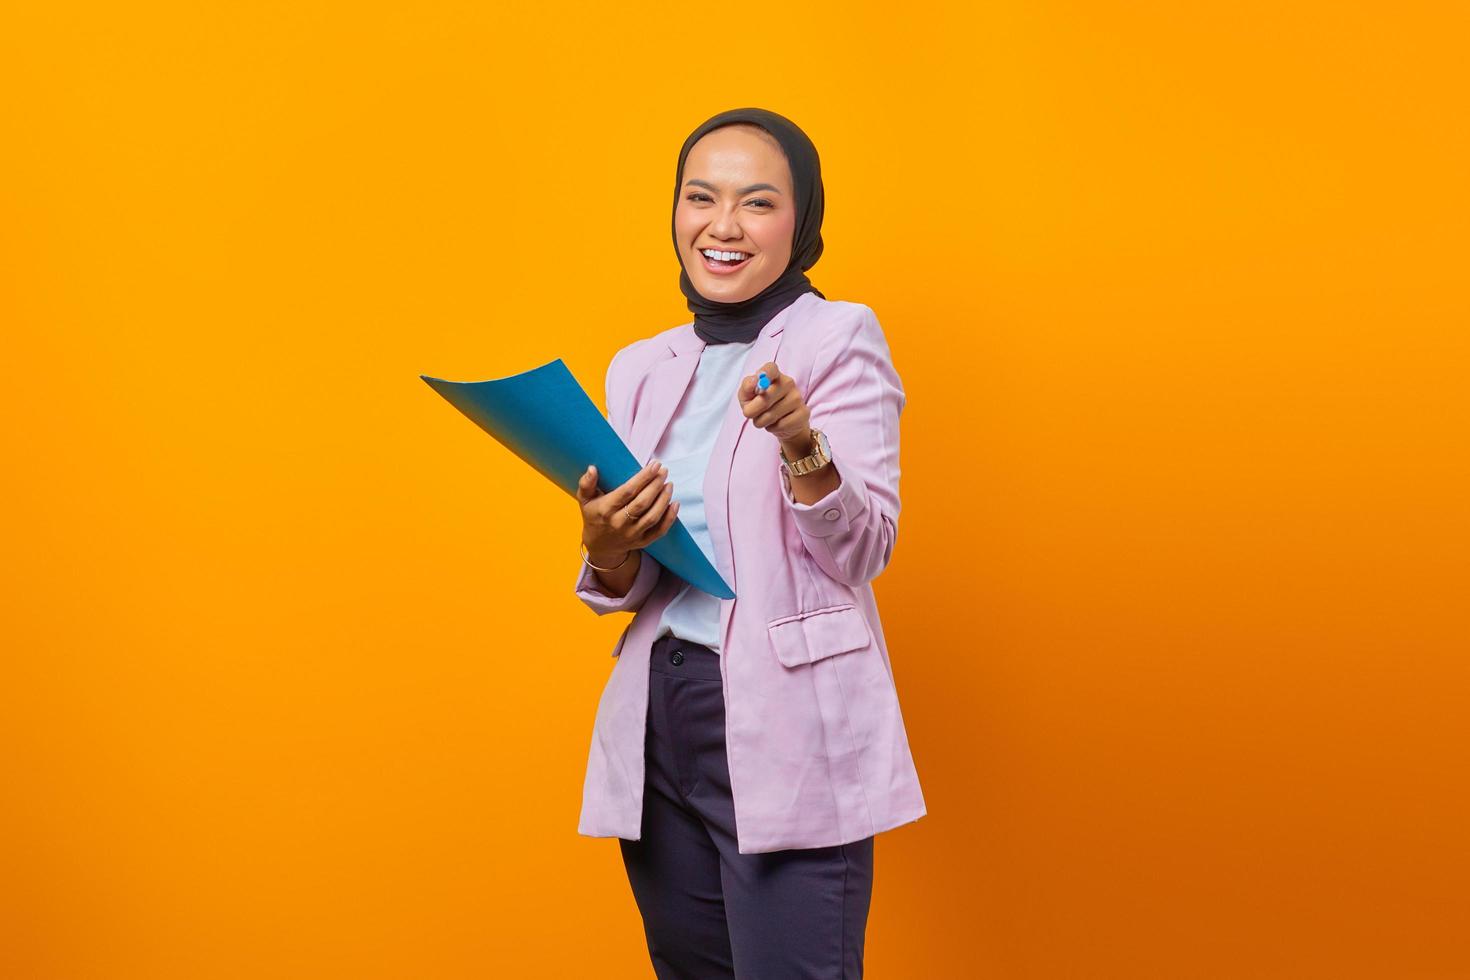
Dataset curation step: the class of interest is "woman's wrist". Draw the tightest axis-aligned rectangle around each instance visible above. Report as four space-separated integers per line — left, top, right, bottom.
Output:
779 431 816 460
584 546 641 598
582 541 633 570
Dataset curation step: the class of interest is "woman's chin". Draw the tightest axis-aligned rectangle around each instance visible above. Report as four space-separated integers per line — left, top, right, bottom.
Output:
691 268 775 304
698 282 754 303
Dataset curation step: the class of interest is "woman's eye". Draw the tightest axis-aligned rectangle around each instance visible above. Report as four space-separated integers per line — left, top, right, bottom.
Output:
685 192 774 209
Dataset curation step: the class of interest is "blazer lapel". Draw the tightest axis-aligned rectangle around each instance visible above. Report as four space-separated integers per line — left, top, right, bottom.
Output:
703 321 788 596
628 327 705 466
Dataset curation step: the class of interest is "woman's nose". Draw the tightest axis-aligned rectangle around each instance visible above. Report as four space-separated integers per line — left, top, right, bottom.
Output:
707 208 743 238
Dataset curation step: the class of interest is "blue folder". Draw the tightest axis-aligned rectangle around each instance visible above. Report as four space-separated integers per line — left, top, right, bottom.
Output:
421 359 735 599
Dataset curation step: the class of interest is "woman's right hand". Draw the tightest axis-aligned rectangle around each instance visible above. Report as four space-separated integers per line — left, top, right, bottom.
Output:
577 459 680 564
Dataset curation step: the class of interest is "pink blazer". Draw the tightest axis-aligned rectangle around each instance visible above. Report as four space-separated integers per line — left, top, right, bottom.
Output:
573 291 927 854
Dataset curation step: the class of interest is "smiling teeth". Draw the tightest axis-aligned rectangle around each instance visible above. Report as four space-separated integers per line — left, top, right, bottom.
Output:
702 249 749 261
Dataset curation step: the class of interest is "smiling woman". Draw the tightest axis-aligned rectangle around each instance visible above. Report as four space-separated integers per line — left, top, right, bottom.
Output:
574 107 923 980
670 111 828 344
685 179 778 269
682 162 785 275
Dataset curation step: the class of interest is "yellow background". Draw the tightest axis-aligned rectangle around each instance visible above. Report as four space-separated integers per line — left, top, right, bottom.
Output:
3 2 1466 977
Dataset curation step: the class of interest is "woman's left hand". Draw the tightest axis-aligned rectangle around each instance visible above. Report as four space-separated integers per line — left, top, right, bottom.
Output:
737 362 811 446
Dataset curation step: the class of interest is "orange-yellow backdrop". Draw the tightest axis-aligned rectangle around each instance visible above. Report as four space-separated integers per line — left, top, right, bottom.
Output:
2 2 1466 978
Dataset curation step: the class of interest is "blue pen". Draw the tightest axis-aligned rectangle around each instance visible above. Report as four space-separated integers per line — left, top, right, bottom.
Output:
757 372 770 391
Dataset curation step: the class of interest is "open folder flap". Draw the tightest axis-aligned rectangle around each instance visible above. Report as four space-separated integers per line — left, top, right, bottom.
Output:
421 359 735 600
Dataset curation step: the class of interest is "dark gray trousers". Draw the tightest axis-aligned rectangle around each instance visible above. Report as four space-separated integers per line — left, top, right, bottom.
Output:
619 633 875 979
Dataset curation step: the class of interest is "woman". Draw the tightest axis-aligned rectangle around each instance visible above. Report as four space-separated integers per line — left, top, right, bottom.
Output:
572 107 926 979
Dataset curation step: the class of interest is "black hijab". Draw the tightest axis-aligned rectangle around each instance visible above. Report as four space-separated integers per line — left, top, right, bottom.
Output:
672 107 826 345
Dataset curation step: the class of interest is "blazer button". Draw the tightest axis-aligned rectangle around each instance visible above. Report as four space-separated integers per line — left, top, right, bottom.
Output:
823 508 841 521
670 650 685 666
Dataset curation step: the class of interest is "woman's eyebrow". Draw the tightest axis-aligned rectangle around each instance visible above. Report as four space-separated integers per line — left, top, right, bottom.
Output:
684 178 784 195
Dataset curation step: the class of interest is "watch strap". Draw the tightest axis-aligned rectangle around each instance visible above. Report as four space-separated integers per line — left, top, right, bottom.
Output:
781 428 830 476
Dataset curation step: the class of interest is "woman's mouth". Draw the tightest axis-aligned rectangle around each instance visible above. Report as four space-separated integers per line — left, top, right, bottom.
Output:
698 248 754 275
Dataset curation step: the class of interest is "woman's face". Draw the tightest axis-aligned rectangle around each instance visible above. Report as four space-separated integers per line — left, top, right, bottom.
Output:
675 125 796 304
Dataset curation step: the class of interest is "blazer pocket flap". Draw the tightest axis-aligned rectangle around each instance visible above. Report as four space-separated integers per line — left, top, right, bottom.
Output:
767 603 872 667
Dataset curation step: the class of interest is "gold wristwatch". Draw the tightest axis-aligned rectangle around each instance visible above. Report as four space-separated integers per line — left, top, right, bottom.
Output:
779 427 832 477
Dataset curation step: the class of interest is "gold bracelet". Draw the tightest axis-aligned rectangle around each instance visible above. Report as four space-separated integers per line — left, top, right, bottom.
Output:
581 541 631 571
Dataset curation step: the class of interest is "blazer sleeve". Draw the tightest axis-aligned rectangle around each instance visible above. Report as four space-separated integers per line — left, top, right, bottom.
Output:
574 549 661 616
780 306 905 588
574 346 663 615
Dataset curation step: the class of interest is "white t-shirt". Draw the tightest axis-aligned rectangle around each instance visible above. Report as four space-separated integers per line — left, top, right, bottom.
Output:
650 338 756 654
